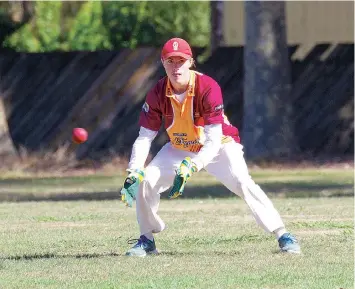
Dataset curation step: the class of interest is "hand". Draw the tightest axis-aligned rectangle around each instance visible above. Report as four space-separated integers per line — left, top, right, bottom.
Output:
120 169 145 207
168 157 197 199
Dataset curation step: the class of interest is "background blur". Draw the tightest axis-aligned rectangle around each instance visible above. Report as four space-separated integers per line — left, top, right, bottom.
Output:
0 1 353 174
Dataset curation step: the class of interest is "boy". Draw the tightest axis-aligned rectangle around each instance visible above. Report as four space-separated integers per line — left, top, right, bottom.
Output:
121 38 301 257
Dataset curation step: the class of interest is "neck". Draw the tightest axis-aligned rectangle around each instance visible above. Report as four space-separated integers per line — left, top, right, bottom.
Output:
170 71 190 94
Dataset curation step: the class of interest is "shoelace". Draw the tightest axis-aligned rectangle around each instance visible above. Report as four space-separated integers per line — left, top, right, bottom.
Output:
282 234 298 244
127 237 141 245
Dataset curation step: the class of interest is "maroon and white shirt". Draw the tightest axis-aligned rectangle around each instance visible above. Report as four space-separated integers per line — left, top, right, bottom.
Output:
128 71 240 171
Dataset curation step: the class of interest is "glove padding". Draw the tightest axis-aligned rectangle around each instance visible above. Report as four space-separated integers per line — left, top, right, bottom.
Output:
168 157 197 199
120 169 145 207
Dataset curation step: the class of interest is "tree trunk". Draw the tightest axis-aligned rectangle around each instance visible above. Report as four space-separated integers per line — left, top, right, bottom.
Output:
0 100 17 156
0 1 33 49
243 1 295 160
210 1 224 52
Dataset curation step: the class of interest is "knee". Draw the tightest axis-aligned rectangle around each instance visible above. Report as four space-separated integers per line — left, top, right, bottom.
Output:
230 175 258 197
236 171 253 184
230 172 253 189
142 166 161 190
136 166 162 202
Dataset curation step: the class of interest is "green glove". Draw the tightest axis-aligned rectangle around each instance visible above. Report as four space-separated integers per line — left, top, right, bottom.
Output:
120 169 145 207
168 157 197 199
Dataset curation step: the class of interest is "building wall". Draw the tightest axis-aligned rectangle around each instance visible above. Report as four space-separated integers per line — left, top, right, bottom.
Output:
223 1 354 46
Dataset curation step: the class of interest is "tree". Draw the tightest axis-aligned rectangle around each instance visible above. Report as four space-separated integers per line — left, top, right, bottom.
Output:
102 1 210 49
0 2 33 155
0 99 16 156
210 1 224 52
1 1 211 52
3 1 62 52
67 1 112 51
243 1 295 160
0 1 33 50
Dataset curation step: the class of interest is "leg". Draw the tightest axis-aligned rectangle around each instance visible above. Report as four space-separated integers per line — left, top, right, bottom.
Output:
136 143 196 236
126 143 196 256
205 141 285 233
205 141 300 253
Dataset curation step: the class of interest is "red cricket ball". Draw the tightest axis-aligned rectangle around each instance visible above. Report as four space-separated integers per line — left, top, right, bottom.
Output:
72 128 88 144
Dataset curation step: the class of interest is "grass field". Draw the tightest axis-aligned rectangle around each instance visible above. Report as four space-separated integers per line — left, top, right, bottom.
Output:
0 168 353 289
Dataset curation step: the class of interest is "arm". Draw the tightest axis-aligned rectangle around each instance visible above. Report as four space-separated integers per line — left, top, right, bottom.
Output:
169 124 223 199
192 79 224 171
128 127 158 171
128 85 162 170
121 86 162 206
191 123 222 171
168 79 225 198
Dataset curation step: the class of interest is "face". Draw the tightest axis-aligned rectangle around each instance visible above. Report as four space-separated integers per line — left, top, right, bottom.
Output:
162 56 192 84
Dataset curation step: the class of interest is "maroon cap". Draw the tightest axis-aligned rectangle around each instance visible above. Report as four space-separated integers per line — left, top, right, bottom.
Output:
161 38 193 60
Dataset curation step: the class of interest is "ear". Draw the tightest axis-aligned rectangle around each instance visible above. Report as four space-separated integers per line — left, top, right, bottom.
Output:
189 58 195 68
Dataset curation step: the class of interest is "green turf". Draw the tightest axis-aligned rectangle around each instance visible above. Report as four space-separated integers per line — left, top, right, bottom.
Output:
0 197 353 289
0 168 353 201
0 168 353 288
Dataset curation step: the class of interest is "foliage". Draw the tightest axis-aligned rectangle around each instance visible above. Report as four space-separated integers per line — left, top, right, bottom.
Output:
67 1 112 51
3 1 62 52
102 1 210 48
1 1 210 52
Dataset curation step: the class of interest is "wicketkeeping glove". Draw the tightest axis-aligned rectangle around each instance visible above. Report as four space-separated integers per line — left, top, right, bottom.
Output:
120 169 145 207
168 157 197 199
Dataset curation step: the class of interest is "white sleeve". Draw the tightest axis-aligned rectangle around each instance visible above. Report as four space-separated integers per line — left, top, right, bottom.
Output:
191 124 222 171
127 127 158 171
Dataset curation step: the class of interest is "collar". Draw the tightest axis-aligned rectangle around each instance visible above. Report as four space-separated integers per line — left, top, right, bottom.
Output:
165 71 196 98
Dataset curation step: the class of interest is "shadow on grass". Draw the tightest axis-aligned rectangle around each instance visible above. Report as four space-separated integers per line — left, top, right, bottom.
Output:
0 191 120 202
158 250 243 257
0 182 353 202
1 252 121 261
2 250 287 261
182 183 354 199
0 175 116 186
158 250 285 257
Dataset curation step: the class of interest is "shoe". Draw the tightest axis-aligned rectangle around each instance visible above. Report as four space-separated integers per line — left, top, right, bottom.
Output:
278 233 301 254
125 235 158 257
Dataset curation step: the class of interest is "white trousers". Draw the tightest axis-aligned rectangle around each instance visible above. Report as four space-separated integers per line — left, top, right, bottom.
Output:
136 141 285 236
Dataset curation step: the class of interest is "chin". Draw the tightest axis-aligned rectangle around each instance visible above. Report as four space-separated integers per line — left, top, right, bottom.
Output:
171 74 183 82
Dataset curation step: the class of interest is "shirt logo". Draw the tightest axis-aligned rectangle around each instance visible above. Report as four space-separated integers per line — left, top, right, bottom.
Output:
142 102 149 113
214 104 224 111
174 137 201 149
173 41 179 51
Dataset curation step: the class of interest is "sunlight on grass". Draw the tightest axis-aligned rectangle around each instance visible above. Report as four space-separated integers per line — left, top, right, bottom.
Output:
0 198 353 289
0 168 353 198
